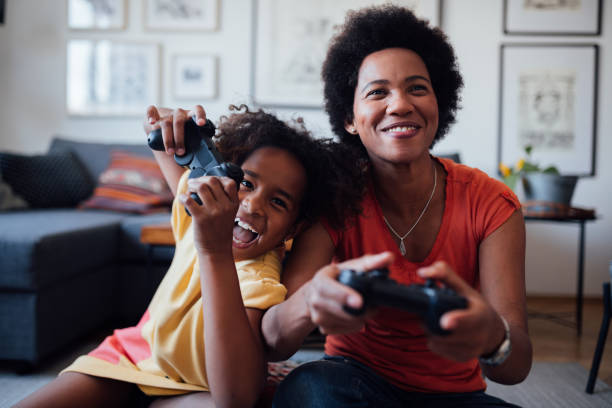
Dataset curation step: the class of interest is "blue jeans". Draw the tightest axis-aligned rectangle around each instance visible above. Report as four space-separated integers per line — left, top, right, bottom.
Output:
272 355 521 408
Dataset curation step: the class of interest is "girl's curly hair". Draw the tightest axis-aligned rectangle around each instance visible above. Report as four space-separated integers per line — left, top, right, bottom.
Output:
214 105 365 229
322 5 464 157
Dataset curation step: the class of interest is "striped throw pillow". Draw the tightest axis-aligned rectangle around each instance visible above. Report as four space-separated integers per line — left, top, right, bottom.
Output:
79 151 172 214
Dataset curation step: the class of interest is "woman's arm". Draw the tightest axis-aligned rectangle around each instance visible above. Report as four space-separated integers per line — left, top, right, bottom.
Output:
143 105 208 195
261 222 334 361
477 210 532 383
262 222 395 361
419 210 532 384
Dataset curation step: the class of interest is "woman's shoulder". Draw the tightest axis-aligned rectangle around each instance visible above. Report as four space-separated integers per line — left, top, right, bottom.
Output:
438 156 505 188
437 156 519 207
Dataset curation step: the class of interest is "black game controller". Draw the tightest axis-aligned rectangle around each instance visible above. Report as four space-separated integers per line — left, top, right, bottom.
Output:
337 268 468 335
147 117 244 211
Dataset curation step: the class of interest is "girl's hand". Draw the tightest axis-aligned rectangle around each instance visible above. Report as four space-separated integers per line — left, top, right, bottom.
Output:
144 105 207 156
304 252 394 334
181 175 239 256
417 261 507 362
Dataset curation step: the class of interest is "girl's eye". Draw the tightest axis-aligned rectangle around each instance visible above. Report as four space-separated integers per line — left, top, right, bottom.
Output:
241 180 254 190
271 197 288 209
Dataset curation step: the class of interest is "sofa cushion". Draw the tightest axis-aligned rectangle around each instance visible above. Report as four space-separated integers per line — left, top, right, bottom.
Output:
0 173 28 210
49 137 153 182
79 151 173 214
0 209 126 290
0 150 94 208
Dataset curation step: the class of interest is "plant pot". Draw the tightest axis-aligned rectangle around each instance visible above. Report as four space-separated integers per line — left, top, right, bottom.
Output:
522 173 578 206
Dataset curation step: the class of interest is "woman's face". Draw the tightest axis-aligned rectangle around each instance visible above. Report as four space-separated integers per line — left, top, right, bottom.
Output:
346 48 439 166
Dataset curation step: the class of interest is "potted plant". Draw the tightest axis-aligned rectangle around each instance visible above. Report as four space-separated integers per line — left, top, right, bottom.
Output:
499 145 578 206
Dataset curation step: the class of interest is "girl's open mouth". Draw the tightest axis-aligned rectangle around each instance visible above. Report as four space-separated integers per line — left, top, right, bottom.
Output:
232 218 259 248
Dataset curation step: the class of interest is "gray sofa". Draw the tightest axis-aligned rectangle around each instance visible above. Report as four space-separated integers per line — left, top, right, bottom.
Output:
0 137 175 369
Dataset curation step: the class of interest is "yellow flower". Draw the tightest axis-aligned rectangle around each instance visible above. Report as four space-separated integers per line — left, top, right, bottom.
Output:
516 159 525 171
499 163 511 177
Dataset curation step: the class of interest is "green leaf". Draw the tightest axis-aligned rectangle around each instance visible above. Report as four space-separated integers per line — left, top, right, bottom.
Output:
522 163 540 172
542 166 560 175
502 173 519 191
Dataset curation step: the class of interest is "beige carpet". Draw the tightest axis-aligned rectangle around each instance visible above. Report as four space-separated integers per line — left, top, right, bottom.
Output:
486 362 612 408
2 345 611 408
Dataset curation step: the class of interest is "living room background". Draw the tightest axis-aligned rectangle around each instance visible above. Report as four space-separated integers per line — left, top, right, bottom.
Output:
0 0 611 297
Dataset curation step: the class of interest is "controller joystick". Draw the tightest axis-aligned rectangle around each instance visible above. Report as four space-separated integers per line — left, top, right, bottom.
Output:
337 268 468 335
147 117 244 214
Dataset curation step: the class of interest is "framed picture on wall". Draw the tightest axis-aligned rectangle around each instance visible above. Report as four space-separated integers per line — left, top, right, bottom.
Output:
67 0 126 30
144 0 218 31
503 0 602 35
66 40 160 116
252 0 440 108
498 44 598 177
172 54 217 100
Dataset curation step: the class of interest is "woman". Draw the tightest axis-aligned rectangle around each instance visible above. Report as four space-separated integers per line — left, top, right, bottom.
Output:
262 5 532 407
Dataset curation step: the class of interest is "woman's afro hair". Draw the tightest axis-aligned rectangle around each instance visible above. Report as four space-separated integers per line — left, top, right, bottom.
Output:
322 4 464 155
214 105 365 229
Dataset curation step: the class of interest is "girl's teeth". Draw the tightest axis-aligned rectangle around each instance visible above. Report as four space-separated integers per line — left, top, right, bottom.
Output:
234 218 257 233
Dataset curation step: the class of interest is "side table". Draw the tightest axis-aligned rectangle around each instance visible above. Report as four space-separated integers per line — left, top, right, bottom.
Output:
141 222 174 247
523 203 597 336
140 222 174 292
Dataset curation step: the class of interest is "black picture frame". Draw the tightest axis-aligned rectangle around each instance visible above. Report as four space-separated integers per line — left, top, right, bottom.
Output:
0 0 5 25
503 0 602 36
498 43 599 177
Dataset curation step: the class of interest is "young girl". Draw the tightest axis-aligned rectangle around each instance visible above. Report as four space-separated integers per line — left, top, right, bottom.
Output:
15 105 364 408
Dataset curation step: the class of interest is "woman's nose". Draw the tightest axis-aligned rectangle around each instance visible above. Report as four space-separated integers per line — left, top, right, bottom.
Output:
387 91 414 116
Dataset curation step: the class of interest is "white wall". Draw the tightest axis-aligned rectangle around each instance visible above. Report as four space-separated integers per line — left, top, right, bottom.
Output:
1 0 610 296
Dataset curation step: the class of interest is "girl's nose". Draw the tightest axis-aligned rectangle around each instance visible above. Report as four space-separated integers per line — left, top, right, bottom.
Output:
241 193 264 216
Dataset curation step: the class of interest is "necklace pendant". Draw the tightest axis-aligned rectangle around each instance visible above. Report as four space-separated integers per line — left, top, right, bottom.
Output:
399 239 406 256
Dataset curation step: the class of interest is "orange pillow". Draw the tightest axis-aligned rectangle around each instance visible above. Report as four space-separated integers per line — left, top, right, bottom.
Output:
80 151 173 214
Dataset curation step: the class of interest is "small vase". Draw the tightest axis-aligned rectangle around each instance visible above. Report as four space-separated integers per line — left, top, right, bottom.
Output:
522 173 578 206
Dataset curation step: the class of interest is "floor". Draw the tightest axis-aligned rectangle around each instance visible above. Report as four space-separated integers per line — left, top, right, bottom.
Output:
527 296 612 386
1 296 610 406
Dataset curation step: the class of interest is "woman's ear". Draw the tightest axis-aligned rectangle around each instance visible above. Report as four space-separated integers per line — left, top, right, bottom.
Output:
344 119 358 135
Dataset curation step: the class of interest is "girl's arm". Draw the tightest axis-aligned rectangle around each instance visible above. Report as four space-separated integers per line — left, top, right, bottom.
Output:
183 176 265 408
143 105 208 196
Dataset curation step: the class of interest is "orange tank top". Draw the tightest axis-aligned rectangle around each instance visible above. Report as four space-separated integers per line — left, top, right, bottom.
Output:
322 157 520 393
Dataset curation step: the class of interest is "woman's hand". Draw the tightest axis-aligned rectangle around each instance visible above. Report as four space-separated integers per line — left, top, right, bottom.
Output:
181 175 239 257
304 252 394 335
144 105 208 156
417 261 507 362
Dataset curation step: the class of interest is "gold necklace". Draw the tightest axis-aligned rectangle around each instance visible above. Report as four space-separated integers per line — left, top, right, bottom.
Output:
382 164 437 256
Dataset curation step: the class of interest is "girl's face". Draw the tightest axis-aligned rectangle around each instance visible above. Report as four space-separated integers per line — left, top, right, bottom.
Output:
232 146 306 261
346 47 439 166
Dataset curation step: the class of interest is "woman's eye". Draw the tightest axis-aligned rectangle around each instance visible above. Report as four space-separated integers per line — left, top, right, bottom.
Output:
241 180 254 190
410 84 428 93
366 88 386 97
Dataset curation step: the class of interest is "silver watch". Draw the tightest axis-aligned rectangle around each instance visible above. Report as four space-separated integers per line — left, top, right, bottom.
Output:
479 316 512 367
